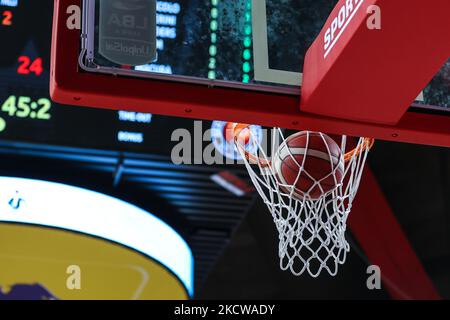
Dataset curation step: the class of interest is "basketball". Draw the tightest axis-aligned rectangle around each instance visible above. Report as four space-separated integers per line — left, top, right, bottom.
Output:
272 131 345 200
224 123 251 145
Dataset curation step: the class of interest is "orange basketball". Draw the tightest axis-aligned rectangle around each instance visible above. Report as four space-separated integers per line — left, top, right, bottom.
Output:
272 131 345 200
224 123 251 145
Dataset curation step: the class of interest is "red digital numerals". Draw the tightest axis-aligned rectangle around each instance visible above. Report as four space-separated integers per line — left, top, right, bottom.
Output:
2 11 13 26
17 56 44 76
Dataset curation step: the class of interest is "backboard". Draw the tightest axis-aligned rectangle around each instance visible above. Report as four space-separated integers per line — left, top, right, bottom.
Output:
77 0 336 94
51 0 450 147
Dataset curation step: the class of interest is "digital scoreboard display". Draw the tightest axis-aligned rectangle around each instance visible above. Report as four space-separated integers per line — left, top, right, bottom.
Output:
0 0 176 153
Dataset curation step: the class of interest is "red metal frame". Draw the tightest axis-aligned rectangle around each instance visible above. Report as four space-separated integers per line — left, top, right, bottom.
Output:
51 0 450 147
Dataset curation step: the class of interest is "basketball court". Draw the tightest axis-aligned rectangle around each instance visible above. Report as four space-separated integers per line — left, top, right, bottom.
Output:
0 0 448 300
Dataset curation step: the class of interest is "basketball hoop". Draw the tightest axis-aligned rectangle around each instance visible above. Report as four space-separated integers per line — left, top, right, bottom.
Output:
232 124 374 277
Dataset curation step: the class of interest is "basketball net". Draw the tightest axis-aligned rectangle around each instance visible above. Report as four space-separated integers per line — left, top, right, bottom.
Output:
233 125 374 277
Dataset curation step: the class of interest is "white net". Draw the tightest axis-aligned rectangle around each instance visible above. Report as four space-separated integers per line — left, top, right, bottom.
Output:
234 127 374 277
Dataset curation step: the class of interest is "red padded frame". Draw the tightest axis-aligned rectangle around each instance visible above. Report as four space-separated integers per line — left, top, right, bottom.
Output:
302 0 450 125
51 0 450 147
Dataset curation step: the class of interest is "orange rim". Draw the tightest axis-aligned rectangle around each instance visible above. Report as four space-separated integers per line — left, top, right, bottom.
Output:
343 137 375 162
232 124 271 167
232 124 375 167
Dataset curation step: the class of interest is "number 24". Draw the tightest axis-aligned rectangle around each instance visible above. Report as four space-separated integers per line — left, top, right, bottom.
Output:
18 56 44 76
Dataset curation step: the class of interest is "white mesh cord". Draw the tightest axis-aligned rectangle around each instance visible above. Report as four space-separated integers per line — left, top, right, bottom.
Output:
235 128 373 277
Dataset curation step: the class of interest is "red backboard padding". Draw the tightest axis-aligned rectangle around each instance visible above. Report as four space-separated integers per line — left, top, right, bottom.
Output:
301 0 450 125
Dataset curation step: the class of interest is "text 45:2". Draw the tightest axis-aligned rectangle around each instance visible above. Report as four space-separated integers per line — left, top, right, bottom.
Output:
1 96 52 120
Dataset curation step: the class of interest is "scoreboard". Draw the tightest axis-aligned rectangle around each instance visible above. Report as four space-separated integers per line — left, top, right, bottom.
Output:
0 0 187 153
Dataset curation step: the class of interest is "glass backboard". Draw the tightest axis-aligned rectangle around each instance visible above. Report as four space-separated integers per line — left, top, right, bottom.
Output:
81 0 336 94
80 0 448 110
